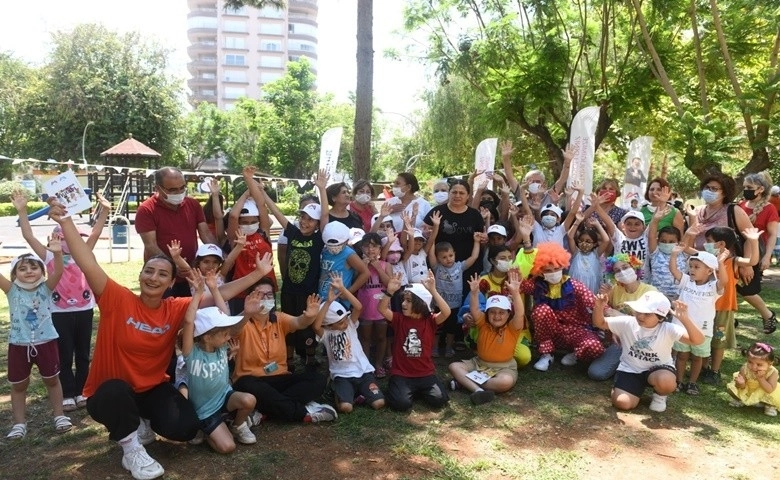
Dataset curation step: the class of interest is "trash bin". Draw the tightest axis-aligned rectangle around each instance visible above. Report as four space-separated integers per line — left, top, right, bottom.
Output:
112 219 128 245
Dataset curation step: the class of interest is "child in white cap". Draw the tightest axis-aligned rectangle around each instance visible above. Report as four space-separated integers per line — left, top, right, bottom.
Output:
669 247 727 395
378 271 451 411
182 275 259 453
314 272 385 413
318 222 370 303
592 292 704 413
449 270 525 405
167 241 245 294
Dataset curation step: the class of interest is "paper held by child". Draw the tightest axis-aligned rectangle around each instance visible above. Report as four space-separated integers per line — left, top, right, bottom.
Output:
43 170 91 218
465 368 499 385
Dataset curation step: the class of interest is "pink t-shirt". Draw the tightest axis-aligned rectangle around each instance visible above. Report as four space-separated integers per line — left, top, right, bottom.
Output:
357 260 387 321
45 251 94 313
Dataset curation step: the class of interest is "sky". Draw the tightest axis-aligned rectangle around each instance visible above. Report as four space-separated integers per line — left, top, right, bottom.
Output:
0 0 430 122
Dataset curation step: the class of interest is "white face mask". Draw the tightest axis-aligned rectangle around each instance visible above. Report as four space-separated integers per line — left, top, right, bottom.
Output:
528 183 542 194
615 268 638 284
165 192 186 205
258 299 275 314
543 270 563 284
326 244 345 255
355 193 371 205
392 186 405 198
240 223 259 235
541 215 558 229
14 278 45 290
495 259 512 273
433 191 449 204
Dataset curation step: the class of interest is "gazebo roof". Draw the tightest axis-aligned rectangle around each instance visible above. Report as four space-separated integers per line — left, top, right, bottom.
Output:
100 135 161 158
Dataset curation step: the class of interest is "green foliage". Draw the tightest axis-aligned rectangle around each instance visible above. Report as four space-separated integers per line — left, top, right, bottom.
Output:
0 180 37 202
0 202 48 217
180 102 229 170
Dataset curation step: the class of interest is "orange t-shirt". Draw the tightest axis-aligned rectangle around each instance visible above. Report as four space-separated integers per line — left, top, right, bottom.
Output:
476 314 521 363
716 257 738 312
232 315 294 381
83 279 190 397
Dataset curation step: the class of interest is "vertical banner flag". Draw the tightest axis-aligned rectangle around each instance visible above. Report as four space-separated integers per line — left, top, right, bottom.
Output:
621 136 654 209
566 106 601 199
474 138 498 191
318 127 343 184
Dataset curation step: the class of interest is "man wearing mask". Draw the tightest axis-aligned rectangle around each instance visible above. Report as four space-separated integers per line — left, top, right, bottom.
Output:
136 167 216 297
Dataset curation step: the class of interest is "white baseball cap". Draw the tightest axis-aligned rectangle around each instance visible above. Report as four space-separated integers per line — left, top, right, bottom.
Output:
239 199 259 217
689 251 718 270
625 291 671 317
413 228 425 239
620 210 646 224
487 225 507 237
348 228 365 246
195 243 224 259
194 307 244 337
299 203 321 220
11 252 45 272
485 295 511 311
322 300 349 325
322 222 350 244
405 283 432 308
540 203 563 217
771 185 780 195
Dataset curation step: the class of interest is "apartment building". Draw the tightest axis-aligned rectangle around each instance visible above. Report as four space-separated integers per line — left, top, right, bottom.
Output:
187 0 318 110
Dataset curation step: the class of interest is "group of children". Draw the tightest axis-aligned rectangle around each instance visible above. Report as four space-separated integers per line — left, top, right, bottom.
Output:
6 168 780 454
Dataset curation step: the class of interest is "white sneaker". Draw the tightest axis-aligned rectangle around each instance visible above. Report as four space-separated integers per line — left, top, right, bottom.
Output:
561 352 577 366
649 393 667 412
533 354 554 372
121 446 164 480
137 418 156 446
230 421 257 444
305 401 338 423
247 410 264 428
764 405 778 417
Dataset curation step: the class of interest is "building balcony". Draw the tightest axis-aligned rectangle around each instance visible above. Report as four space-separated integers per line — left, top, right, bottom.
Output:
289 0 318 12
187 26 218 36
188 0 216 10
288 48 318 60
288 33 318 44
188 77 218 87
187 42 217 56
187 9 217 18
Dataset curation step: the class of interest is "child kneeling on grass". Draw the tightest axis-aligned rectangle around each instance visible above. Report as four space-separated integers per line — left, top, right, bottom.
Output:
183 272 259 453
449 270 525 405
592 291 704 413
314 272 385 413
379 271 451 411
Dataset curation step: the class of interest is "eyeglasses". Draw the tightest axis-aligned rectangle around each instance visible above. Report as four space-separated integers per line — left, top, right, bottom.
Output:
161 184 187 194
256 291 275 299
703 185 722 192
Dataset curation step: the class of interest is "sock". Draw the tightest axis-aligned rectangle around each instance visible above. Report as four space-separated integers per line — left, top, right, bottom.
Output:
118 431 141 455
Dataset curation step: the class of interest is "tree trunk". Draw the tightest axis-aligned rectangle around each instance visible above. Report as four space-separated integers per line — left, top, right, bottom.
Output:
353 0 373 181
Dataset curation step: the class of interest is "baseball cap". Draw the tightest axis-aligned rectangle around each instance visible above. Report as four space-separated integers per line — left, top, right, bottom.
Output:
405 283 432 308
540 203 563 217
348 228 365 246
485 295 511 311
11 252 45 272
299 203 321 220
620 211 646 224
194 307 244 337
413 228 425 239
487 225 507 237
322 222 350 244
322 300 349 325
195 243 224 259
239 199 259 217
689 251 718 270
624 291 671 317
52 225 88 237
381 215 393 224
371 213 380 225
771 185 780 195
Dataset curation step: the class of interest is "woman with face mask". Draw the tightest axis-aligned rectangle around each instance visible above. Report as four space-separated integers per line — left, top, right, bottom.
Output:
348 180 377 232
518 242 604 372
385 172 432 232
592 179 629 227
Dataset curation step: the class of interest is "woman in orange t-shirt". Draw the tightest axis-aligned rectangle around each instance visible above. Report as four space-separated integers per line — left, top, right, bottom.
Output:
49 201 274 480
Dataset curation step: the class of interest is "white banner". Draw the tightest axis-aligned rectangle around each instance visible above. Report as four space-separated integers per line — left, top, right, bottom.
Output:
621 136 654 209
318 127 343 184
566 106 600 198
474 138 498 191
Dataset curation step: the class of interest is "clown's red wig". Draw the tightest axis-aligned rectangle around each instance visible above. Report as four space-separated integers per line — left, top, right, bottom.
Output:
531 242 572 277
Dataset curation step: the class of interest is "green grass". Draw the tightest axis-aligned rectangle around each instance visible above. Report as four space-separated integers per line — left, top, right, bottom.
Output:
1 263 780 479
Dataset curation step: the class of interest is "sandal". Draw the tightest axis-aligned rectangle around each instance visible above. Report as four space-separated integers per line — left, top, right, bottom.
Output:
54 415 73 434
75 395 87 409
763 311 777 334
62 397 77 412
6 423 27 440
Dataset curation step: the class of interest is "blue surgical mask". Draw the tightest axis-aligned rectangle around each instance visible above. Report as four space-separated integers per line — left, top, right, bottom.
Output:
700 189 720 204
658 243 675 255
541 215 558 229
703 242 718 255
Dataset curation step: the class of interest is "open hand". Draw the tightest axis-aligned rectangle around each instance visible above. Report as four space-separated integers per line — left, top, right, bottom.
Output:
167 239 182 258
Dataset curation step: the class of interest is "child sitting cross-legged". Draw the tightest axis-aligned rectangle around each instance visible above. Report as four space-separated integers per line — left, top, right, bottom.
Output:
314 272 385 413
449 270 525 405
182 271 259 453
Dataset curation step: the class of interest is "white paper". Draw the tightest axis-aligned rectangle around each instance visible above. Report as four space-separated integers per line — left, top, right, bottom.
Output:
43 170 91 218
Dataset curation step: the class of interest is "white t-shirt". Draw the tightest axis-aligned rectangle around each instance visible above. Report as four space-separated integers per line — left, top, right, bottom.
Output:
607 315 685 374
404 250 428 284
674 273 721 336
389 196 432 232
531 222 565 247
318 318 374 379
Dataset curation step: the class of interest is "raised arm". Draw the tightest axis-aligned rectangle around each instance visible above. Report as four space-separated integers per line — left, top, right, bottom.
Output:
346 252 370 294
314 168 330 230
669 244 685 282
467 273 485 324
86 192 112 249
261 187 289 230
227 189 251 246
591 193 616 238
592 293 609 330
672 300 705 346
378 272 403 322
500 140 520 194
551 144 574 195
167 239 193 278
291 293 322 331
505 269 526 331
13 191 48 259
208 178 226 246
330 271 362 322
181 277 205 357
216 252 274 303
421 269 451 324
427 210 441 268
49 203 108 296
220 231 245 277
561 185 584 231
462 231 484 270
44 236 64 291
204 269 229 314
243 166 272 235
312 286 337 338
